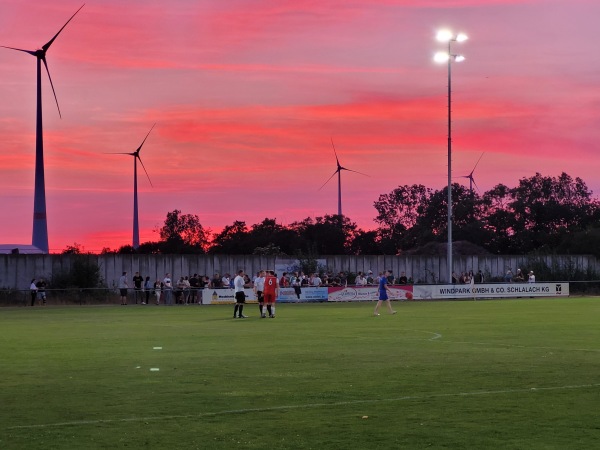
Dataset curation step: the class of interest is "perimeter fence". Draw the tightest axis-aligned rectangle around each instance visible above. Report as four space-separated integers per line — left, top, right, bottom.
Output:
3 281 600 307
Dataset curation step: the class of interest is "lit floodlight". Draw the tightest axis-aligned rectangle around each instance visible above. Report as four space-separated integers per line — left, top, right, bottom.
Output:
454 55 465 62
434 52 450 63
436 30 453 42
456 33 468 42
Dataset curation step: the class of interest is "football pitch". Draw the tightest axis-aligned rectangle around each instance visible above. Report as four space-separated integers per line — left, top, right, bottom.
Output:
1 298 598 449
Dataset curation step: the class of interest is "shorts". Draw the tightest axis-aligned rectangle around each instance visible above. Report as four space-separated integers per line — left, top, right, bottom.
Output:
264 292 276 304
256 291 264 303
120 288 128 297
235 291 246 303
379 292 388 301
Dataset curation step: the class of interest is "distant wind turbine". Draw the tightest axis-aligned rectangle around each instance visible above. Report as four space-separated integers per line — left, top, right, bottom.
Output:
1 4 85 253
318 138 368 217
106 124 156 249
460 152 485 193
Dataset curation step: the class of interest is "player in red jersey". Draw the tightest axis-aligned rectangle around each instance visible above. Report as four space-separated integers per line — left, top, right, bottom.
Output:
262 270 279 318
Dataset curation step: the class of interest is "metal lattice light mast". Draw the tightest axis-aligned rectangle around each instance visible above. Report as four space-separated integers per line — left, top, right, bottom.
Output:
435 30 467 283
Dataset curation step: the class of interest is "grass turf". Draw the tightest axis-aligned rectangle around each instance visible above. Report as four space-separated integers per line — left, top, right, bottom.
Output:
0 298 599 449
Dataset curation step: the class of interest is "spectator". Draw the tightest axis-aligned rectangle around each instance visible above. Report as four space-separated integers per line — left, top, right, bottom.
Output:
143 276 152 305
528 271 536 283
132 271 143 304
118 272 128 305
398 272 408 285
30 278 38 306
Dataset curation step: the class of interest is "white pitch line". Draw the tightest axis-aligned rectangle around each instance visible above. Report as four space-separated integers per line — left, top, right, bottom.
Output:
431 339 600 353
7 383 599 430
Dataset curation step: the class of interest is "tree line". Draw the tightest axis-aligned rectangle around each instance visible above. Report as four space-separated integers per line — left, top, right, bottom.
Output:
82 172 600 257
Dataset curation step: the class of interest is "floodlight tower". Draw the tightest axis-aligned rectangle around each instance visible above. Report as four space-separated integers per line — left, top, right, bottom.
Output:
435 29 467 283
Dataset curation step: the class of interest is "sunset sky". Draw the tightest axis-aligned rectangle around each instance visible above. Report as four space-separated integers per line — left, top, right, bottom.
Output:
1 0 599 252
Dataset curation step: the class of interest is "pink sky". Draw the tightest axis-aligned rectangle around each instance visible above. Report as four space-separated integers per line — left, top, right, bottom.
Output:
1 0 599 252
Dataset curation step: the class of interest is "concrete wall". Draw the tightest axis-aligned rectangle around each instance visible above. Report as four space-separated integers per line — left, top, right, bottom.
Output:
1 254 598 290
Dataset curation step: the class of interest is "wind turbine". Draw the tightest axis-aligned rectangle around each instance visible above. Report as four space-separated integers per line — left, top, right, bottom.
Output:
318 138 368 217
460 152 485 193
1 4 85 253
106 124 156 249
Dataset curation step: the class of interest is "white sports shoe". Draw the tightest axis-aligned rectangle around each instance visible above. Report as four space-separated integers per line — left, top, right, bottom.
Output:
374 313 380 316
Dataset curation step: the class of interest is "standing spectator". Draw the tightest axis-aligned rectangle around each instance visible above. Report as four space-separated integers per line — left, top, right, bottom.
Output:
182 276 191 304
292 271 302 299
475 270 484 283
211 273 222 289
504 268 514 283
189 274 199 304
222 273 231 289
310 273 322 287
398 272 408 285
280 272 289 287
175 277 185 304
366 270 374 285
143 276 152 305
132 272 143 304
528 271 536 283
355 272 367 287
386 270 395 284
338 271 347 287
163 273 173 305
118 272 128 305
374 270 396 316
154 279 163 305
30 278 38 306
514 269 525 282
233 270 247 319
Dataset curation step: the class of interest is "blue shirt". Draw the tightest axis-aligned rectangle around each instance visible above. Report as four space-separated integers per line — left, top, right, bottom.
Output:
378 276 388 300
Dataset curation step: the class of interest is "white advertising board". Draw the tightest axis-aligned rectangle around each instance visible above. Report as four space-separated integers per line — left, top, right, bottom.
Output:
413 283 570 300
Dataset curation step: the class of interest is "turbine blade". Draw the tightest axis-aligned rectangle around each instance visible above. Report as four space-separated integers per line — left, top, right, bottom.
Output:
104 152 135 155
318 170 339 191
472 177 480 192
137 156 153 187
42 4 85 52
0 45 36 56
343 167 369 177
472 152 485 171
136 123 156 153
41 56 61 118
330 137 341 166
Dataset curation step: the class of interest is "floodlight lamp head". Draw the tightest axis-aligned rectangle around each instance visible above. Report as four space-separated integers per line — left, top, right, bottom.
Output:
454 55 466 62
436 30 453 42
434 52 450 63
456 33 468 42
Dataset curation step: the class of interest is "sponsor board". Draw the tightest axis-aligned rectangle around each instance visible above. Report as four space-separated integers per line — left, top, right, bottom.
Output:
327 286 414 302
202 288 257 305
201 287 328 304
277 287 328 303
413 283 570 300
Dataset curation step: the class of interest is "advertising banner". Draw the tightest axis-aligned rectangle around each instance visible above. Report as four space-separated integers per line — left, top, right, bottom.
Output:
201 287 329 304
327 286 414 302
277 287 329 303
202 288 256 305
413 282 570 300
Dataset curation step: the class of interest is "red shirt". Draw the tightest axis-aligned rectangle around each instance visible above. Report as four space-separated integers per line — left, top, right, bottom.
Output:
264 275 278 295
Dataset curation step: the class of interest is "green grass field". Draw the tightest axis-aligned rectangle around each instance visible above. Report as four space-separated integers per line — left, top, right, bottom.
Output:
1 298 599 449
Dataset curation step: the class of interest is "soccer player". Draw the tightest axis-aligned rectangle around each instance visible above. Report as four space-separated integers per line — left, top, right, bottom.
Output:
254 270 266 315
262 270 279 318
233 269 247 318
374 270 397 316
